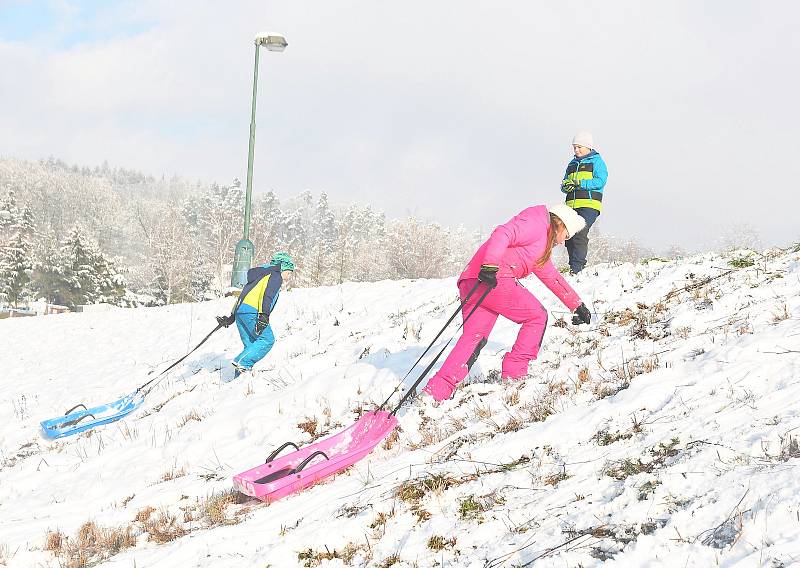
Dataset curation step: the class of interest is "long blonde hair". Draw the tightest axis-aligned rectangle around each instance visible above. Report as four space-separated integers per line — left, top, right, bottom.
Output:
535 213 564 268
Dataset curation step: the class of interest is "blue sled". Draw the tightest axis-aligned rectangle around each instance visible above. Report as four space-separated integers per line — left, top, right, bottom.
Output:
40 391 145 439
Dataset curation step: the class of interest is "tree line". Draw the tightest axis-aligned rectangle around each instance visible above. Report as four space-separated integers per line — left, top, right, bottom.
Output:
3 156 744 310
0 157 484 307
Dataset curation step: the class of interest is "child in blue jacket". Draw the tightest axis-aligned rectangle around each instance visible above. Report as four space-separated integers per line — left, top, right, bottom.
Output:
560 131 608 274
217 252 295 377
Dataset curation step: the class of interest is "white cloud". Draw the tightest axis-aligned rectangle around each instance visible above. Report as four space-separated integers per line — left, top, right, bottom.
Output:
0 0 797 249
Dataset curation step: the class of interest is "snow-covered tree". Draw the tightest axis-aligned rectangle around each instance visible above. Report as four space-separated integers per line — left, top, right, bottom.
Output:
0 230 33 307
58 227 127 307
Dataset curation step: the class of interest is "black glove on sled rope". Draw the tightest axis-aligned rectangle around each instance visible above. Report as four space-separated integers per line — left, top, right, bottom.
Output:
477 264 499 289
216 314 235 327
379 279 494 416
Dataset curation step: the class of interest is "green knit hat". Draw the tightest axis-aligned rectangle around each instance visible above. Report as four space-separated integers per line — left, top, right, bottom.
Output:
271 251 295 272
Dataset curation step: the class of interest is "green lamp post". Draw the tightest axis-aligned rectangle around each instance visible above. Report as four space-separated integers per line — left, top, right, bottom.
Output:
231 31 288 288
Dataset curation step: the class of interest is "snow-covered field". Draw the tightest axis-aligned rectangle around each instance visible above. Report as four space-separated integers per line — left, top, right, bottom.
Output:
2 247 800 567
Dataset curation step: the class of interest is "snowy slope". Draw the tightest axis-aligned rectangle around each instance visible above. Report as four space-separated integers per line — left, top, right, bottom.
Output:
1 248 800 567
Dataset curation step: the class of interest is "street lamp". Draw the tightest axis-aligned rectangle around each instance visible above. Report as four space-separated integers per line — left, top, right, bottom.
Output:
231 31 288 288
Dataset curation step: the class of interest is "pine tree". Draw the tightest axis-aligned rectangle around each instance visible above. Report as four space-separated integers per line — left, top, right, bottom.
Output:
58 227 127 307
0 231 33 307
30 233 72 307
0 188 19 243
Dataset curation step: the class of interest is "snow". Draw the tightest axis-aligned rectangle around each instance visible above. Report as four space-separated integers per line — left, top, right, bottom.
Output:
1 248 800 567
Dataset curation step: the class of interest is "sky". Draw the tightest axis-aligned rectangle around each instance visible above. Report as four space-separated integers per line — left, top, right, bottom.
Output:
0 0 797 250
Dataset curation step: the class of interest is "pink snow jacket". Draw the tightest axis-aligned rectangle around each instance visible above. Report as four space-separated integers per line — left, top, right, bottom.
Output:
460 205 582 310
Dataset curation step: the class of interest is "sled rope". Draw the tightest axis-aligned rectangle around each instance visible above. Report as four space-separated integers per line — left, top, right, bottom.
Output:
383 281 494 415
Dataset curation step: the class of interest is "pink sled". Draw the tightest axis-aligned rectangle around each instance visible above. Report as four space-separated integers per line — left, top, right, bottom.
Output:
233 410 398 503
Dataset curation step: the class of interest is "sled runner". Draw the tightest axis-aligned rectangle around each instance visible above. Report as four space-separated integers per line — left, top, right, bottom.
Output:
233 410 398 502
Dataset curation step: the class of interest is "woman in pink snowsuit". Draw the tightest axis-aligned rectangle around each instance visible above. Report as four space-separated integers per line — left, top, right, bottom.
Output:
423 203 591 402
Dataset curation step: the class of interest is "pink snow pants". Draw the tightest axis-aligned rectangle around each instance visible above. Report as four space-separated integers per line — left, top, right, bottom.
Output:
433 277 548 386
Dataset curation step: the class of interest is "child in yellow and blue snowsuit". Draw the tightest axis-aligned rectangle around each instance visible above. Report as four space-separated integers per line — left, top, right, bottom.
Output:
217 252 295 377
560 131 608 274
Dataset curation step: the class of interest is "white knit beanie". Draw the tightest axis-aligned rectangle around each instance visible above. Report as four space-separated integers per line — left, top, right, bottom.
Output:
572 131 594 149
549 203 586 238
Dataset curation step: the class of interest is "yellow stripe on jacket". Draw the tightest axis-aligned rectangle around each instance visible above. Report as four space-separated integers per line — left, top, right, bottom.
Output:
241 273 271 311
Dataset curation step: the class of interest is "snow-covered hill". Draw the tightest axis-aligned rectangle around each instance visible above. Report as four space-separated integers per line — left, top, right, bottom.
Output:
1 247 800 567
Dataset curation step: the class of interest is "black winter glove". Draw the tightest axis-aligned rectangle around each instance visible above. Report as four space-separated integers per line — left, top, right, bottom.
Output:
572 303 591 325
478 264 499 289
216 314 235 328
255 313 270 335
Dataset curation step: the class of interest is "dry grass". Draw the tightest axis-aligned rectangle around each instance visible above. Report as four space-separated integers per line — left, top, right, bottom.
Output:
370 511 390 530
377 554 400 568
142 509 186 544
198 490 249 527
160 464 187 482
297 417 319 438
297 543 368 567
44 530 65 551
542 469 571 486
395 473 460 504
177 408 203 428
471 401 494 418
427 535 457 551
502 388 521 406
772 302 791 324
548 380 568 396
382 428 400 450
604 438 680 481
134 506 156 523
576 367 591 391
498 414 525 433
45 521 137 568
613 354 659 384
409 416 455 448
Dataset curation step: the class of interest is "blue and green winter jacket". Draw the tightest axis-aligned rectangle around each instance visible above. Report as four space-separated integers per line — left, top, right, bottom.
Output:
562 150 608 212
233 264 283 316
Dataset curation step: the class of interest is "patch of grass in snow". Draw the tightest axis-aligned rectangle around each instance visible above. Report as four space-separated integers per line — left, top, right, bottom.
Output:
376 554 400 568
458 495 485 521
604 438 680 481
176 408 203 428
771 301 791 323
0 542 10 565
44 521 136 568
542 468 571 487
382 428 400 450
427 535 457 551
728 255 755 268
297 543 368 567
595 416 645 447
141 509 187 543
395 473 460 504
197 489 249 527
134 506 156 523
637 479 662 501
159 464 187 482
779 435 800 461
297 416 318 438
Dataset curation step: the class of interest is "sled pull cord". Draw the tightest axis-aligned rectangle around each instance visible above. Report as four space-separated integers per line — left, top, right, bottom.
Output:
390 282 493 415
